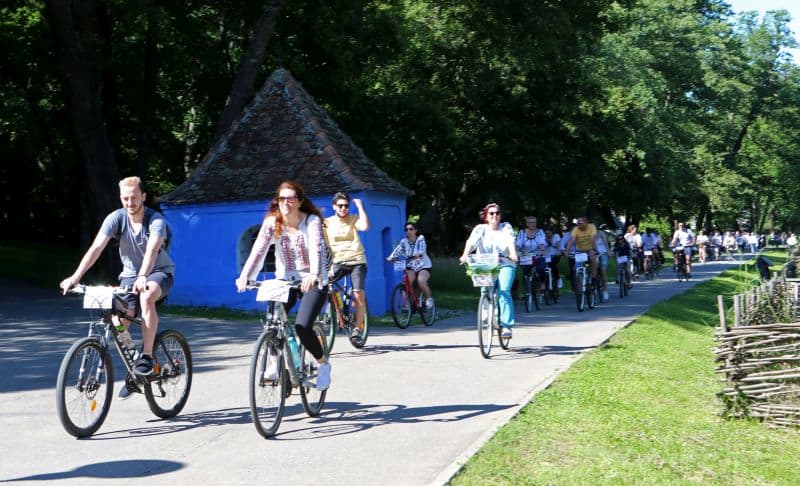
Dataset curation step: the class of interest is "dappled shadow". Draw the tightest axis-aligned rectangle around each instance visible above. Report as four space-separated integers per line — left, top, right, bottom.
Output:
0 459 183 482
484 344 599 361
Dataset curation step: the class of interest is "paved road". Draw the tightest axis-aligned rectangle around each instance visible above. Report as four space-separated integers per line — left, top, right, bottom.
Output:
0 260 743 485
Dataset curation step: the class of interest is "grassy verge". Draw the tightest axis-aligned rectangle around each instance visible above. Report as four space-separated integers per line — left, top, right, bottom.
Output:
451 252 800 485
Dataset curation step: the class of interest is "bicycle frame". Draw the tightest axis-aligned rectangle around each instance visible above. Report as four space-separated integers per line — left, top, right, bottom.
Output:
261 302 308 388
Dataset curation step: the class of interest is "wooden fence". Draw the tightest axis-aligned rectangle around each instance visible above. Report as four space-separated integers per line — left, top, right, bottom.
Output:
714 268 800 427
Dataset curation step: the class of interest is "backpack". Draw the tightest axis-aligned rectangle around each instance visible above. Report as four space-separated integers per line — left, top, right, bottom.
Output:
299 214 333 274
114 207 172 253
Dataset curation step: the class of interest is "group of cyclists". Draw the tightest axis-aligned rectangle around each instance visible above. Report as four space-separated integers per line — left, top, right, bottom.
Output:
60 177 438 397
61 177 777 398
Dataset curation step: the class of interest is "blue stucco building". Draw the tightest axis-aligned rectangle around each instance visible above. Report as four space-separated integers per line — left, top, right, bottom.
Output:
159 69 409 314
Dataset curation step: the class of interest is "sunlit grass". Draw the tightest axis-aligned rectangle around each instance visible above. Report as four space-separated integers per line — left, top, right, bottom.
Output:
450 251 799 485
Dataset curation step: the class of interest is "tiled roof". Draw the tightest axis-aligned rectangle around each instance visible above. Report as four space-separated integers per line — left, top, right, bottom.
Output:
161 68 409 205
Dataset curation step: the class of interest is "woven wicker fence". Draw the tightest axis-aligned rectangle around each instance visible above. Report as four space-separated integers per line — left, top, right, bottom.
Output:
715 264 800 427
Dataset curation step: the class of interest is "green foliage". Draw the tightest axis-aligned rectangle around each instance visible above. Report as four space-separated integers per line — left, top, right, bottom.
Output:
4 0 800 251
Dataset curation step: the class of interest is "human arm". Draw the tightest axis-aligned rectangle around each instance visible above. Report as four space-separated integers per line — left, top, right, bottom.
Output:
60 231 112 294
303 214 324 292
352 198 370 231
459 225 483 263
235 217 275 292
387 238 407 261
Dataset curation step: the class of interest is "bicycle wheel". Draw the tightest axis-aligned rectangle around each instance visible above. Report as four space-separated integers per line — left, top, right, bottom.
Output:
299 324 328 417
531 280 541 311
316 300 336 352
497 297 511 350
420 295 437 326
144 329 192 419
249 330 286 438
588 279 597 309
575 272 585 312
56 337 113 438
390 284 412 329
349 296 369 349
477 293 493 358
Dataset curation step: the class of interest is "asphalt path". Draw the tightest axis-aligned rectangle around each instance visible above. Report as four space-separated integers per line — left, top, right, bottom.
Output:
0 259 744 485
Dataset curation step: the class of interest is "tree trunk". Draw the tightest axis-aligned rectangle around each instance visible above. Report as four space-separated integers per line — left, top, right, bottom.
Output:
211 0 290 144
48 0 121 277
136 7 158 183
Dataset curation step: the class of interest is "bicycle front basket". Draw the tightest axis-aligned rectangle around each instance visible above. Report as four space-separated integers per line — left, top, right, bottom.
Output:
255 279 292 303
82 286 116 309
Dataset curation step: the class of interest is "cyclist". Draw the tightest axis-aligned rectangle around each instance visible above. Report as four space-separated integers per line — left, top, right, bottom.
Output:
596 225 611 301
612 234 633 288
642 227 659 273
544 227 563 290
711 230 723 261
624 224 643 279
59 176 174 398
670 222 695 278
566 216 600 293
515 216 547 300
459 203 519 339
235 181 331 391
696 230 709 263
386 222 433 308
324 192 370 340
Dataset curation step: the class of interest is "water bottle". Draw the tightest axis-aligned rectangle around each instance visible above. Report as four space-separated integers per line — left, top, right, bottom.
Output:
116 325 136 358
286 331 301 368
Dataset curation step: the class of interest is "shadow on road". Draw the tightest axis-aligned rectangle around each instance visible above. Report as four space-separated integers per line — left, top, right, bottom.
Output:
1 459 184 482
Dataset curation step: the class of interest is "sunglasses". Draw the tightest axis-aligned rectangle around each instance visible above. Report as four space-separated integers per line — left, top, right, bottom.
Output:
405 227 416 231
488 211 500 216
278 196 298 203
335 203 349 208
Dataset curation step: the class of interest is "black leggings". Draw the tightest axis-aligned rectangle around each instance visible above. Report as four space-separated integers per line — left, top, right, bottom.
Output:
285 285 328 360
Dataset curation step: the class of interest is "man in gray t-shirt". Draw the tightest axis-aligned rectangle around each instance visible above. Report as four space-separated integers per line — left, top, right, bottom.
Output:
60 176 174 382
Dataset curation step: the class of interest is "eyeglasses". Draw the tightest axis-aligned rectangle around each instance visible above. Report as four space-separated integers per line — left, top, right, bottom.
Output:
278 196 298 203
488 211 500 216
335 203 348 208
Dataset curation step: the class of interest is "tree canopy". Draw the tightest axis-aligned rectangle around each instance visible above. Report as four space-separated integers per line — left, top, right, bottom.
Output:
3 0 799 252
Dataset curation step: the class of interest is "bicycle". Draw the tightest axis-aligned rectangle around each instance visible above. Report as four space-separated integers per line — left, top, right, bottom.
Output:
465 254 511 359
317 265 369 351
389 259 436 328
57 285 192 438
672 245 692 282
643 249 658 280
246 279 328 438
542 255 559 305
571 252 597 312
520 254 541 312
616 254 630 298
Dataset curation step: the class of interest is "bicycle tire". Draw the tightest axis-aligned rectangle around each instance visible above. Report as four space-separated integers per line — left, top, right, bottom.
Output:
390 284 412 329
144 329 193 419
56 337 113 438
532 279 541 311
249 330 286 438
575 271 585 312
316 299 336 353
543 286 551 306
498 296 511 350
349 295 369 349
420 296 437 326
588 279 597 309
299 324 328 417
477 293 493 358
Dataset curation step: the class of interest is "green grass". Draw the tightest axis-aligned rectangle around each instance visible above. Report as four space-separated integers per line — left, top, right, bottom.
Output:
450 251 799 485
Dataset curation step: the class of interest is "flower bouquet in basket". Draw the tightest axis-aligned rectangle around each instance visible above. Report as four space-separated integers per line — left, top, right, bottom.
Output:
465 253 500 287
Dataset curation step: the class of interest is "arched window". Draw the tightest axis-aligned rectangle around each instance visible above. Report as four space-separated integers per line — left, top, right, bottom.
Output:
237 225 275 275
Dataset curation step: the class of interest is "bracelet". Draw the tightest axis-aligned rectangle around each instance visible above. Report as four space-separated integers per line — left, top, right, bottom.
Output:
137 274 147 278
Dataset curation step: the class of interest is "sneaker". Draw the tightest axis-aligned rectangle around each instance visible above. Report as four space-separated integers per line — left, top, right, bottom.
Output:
426 297 434 309
263 356 280 382
316 361 331 391
350 327 362 339
118 375 141 400
603 291 609 301
132 354 154 376
501 327 512 339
